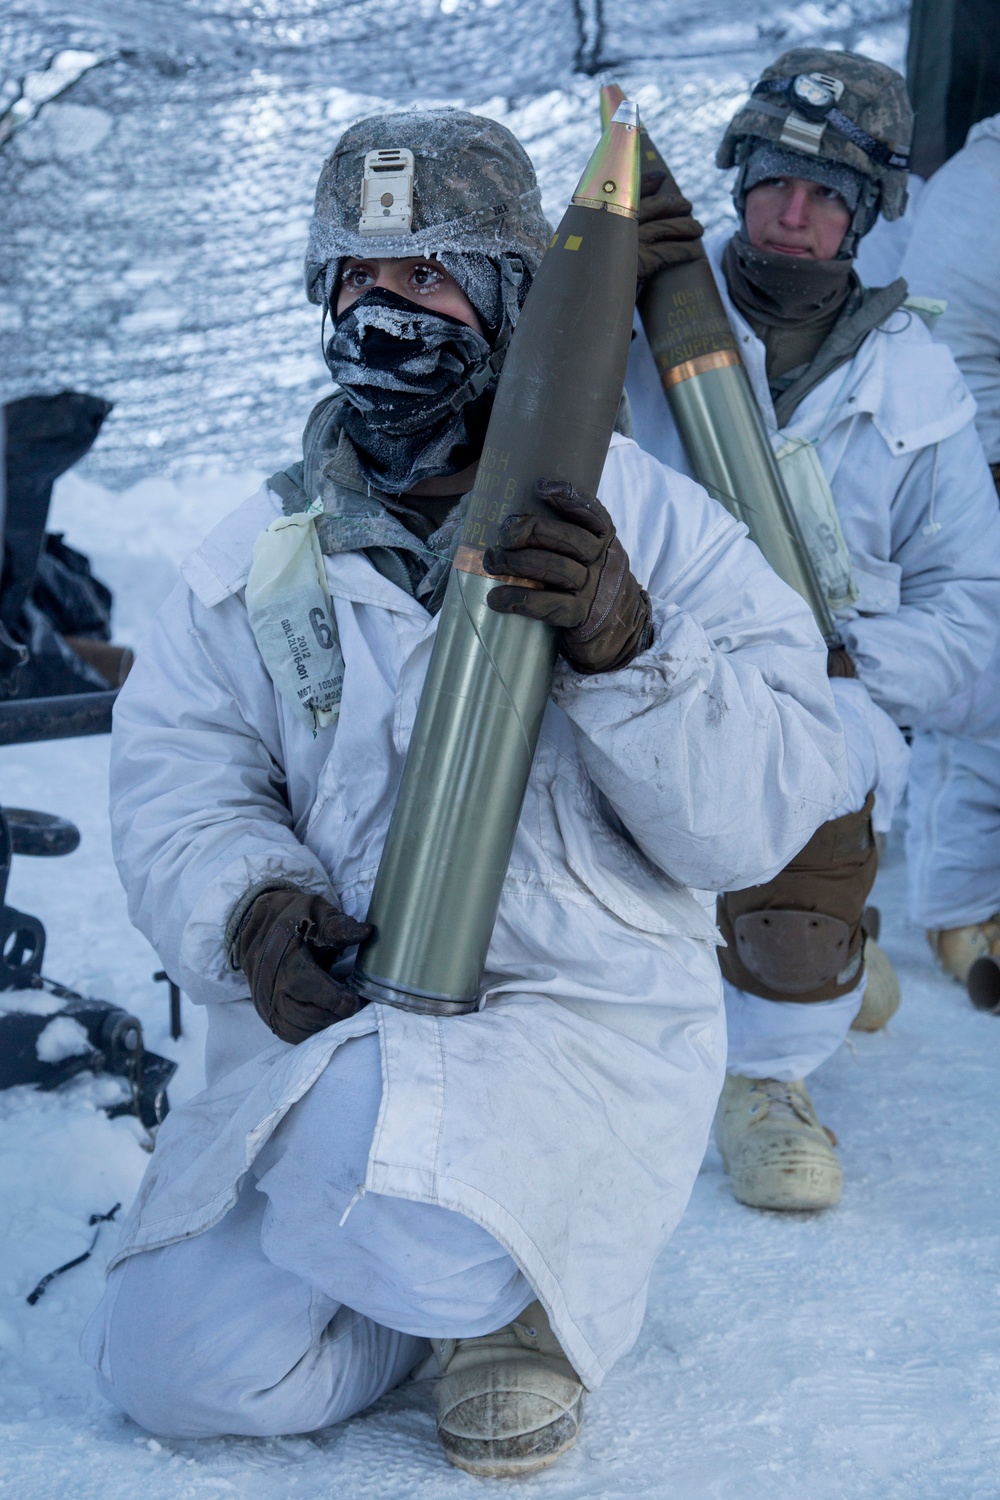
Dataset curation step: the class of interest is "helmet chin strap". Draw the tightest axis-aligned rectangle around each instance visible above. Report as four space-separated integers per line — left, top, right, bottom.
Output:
840 178 880 257
444 254 525 414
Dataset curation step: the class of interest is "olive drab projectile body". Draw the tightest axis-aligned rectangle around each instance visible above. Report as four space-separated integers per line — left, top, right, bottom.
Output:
351 104 640 1015
600 85 838 644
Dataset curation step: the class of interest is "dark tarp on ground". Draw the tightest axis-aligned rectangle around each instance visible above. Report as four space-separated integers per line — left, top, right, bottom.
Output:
0 392 116 699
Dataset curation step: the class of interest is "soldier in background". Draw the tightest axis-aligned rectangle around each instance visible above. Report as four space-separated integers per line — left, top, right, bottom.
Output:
900 116 1000 1001
627 50 1000 1211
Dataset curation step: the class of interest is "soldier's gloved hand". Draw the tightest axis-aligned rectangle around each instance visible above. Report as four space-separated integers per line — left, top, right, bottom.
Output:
234 888 372 1045
483 479 653 675
637 170 705 284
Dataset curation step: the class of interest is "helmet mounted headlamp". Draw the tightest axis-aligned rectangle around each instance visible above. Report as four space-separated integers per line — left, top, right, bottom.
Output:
751 73 910 172
788 72 842 121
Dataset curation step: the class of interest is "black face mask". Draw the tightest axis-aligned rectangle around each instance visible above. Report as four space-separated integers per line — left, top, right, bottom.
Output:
324 287 495 495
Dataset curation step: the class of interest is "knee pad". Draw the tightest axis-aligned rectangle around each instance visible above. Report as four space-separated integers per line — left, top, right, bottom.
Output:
718 792 878 1003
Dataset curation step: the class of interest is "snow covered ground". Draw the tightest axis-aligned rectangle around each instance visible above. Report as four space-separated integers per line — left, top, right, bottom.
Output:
1 472 999 1497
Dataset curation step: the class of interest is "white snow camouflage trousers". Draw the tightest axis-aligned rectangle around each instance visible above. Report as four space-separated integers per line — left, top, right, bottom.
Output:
82 1033 533 1438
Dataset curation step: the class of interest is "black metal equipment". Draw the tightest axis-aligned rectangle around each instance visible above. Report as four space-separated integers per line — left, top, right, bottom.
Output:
0 807 49 987
0 991 176 1130
0 805 176 1128
1 391 127 707
0 690 117 746
154 969 183 1040
0 392 177 1129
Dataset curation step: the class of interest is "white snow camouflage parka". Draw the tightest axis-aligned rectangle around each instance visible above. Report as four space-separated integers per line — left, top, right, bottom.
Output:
105 432 847 1389
627 230 1000 733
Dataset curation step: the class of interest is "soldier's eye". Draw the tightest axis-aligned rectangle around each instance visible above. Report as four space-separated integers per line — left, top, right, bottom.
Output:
411 264 443 288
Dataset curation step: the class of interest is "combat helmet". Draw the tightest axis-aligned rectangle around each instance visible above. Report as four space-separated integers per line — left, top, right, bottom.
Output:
305 109 552 331
717 48 913 238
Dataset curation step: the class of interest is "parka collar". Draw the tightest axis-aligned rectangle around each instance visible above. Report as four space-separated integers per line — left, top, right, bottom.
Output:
705 230 974 454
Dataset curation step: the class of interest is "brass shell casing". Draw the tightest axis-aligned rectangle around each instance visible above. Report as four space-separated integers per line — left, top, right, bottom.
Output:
600 83 837 643
661 349 742 387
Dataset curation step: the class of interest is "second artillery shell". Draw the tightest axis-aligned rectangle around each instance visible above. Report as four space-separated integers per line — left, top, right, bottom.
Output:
600 82 837 643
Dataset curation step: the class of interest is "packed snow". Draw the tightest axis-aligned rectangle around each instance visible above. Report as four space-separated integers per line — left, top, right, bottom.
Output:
3 0 998 1494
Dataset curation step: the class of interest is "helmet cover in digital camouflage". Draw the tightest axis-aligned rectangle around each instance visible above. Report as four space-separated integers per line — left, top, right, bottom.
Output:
305 109 552 318
717 48 914 222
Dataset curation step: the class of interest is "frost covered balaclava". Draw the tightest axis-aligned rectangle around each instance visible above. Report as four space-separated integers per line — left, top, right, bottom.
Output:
323 287 496 494
306 110 552 494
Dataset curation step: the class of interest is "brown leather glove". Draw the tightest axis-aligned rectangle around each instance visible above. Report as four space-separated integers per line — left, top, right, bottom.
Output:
826 646 857 679
637 170 705 284
234 888 372 1045
483 479 653 675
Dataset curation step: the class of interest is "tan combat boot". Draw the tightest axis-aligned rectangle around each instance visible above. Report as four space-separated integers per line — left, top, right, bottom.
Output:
434 1300 584 1477
850 938 901 1032
928 915 1000 985
714 1073 842 1211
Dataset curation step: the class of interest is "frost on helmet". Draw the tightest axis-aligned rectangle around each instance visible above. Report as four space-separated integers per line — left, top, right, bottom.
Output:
304 109 553 311
717 48 914 223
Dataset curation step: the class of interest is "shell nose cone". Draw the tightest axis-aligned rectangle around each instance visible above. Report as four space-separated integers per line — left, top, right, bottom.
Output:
571 101 641 217
611 100 639 129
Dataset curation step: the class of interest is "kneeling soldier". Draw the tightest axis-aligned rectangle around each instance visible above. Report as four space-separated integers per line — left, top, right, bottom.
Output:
82 111 846 1471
